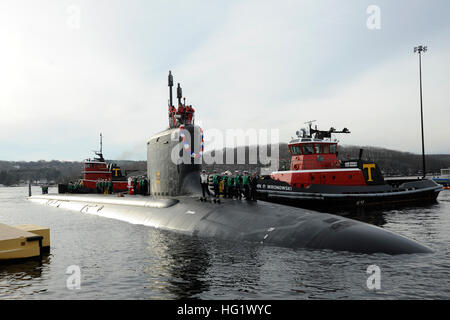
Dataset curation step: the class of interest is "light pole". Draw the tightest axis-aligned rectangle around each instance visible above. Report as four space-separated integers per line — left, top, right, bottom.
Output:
414 45 427 178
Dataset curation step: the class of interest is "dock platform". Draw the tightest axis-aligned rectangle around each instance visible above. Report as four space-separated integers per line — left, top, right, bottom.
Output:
0 223 50 262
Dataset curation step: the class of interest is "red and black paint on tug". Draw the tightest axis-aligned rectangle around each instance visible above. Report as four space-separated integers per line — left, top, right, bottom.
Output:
58 134 135 194
257 122 443 211
81 134 129 193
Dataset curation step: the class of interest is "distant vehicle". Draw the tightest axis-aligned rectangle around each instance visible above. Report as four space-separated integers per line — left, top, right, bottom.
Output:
432 168 450 188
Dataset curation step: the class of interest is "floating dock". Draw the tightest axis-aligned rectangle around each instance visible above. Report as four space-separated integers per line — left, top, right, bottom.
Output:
0 223 50 262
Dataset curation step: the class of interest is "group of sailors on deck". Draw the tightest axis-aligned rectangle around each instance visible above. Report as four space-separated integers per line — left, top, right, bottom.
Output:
200 169 258 201
96 179 113 194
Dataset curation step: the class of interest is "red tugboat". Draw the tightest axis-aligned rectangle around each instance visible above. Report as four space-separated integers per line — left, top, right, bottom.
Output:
59 134 141 194
257 122 443 211
81 134 129 193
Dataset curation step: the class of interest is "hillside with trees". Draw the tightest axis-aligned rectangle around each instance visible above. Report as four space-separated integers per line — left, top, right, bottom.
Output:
202 144 450 176
0 160 146 186
1 144 449 186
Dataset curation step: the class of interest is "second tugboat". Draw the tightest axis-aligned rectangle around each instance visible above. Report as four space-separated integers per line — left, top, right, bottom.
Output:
60 134 148 195
257 122 442 211
80 134 129 193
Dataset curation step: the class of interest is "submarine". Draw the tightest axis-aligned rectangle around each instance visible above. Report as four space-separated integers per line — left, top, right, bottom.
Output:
29 71 433 255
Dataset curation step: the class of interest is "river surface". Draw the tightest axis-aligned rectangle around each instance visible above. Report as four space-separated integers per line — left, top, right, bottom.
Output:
0 186 449 299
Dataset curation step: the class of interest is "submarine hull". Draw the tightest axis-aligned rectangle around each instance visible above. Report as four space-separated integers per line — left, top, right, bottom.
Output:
29 193 432 255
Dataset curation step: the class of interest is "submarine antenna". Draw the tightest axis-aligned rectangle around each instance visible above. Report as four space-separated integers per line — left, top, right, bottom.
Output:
168 71 174 107
100 133 102 154
177 83 182 106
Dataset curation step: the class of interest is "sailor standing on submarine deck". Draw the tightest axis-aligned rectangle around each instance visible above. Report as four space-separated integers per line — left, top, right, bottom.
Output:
234 170 242 200
242 171 250 199
249 173 258 201
212 170 221 200
226 172 234 198
200 170 210 198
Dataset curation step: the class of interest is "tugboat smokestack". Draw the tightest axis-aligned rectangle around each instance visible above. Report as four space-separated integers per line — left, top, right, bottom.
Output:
168 71 174 107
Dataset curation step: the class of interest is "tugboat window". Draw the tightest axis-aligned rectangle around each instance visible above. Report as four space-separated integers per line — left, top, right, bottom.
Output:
323 144 330 154
290 145 302 155
314 144 322 154
330 144 337 154
302 144 314 154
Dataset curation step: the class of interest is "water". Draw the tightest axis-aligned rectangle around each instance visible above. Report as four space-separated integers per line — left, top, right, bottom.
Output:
0 186 449 299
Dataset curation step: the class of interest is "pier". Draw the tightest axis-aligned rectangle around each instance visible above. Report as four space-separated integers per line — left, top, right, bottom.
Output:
0 223 50 262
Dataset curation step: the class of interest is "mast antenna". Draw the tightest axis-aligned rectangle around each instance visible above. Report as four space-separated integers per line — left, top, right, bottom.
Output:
304 120 316 137
177 83 182 106
93 132 105 162
168 71 174 107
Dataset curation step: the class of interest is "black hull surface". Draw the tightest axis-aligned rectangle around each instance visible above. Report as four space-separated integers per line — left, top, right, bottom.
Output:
29 193 433 255
257 178 442 212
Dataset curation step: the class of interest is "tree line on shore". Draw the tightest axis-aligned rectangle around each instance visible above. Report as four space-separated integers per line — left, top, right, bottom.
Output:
0 160 146 186
0 145 449 186
202 144 450 176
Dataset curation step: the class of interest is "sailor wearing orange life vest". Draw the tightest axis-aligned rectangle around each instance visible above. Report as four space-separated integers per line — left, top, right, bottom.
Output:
168 104 176 127
185 105 195 125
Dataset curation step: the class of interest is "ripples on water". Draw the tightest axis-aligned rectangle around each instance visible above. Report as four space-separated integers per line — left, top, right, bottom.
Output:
0 187 449 299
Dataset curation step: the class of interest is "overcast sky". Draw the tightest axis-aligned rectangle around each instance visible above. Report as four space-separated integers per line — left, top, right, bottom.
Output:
0 0 449 161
